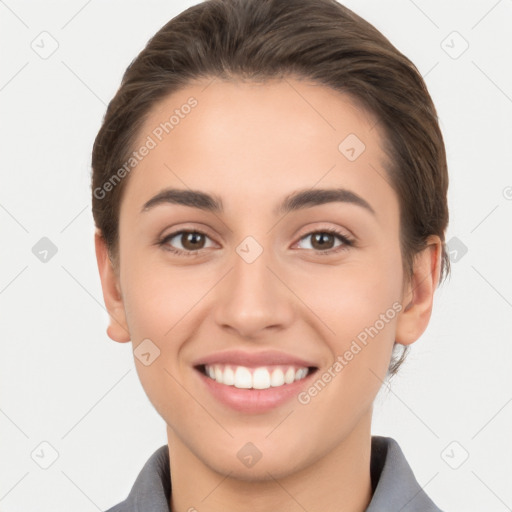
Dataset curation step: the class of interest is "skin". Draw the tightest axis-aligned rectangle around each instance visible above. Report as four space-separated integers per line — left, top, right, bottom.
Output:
95 77 442 512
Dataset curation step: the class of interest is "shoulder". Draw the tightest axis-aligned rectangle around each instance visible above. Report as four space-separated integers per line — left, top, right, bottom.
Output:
103 445 171 512
367 436 445 512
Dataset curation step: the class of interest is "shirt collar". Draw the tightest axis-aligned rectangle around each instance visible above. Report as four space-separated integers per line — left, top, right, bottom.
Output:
107 436 442 512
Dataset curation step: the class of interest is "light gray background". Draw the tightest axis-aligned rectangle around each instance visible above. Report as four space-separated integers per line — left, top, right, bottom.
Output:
1 1 511 511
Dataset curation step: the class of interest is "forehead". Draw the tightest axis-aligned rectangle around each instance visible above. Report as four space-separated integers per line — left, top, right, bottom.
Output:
122 77 396 222
141 77 383 153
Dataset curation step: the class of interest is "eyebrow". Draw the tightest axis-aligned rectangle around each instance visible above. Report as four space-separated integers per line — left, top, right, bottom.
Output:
141 187 376 217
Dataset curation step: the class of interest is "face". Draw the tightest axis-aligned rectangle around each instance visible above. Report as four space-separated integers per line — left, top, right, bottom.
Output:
99 77 432 480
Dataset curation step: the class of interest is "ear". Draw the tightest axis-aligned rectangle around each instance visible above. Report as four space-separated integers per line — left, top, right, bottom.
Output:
395 235 442 346
94 230 131 343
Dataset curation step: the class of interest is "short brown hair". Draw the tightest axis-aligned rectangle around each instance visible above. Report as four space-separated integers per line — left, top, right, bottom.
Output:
91 0 450 376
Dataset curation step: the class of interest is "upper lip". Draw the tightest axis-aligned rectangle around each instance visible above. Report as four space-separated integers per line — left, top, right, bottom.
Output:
192 349 318 369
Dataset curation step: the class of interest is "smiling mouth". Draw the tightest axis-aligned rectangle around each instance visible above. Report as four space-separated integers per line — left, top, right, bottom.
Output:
196 364 318 390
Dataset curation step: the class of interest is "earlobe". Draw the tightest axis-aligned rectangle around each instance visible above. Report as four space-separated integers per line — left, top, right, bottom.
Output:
395 235 442 346
94 230 131 343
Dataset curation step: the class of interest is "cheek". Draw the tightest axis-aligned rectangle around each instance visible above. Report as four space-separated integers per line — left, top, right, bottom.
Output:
291 249 402 385
120 254 208 340
120 259 198 413
295 270 399 427
295 253 402 334
119 257 212 410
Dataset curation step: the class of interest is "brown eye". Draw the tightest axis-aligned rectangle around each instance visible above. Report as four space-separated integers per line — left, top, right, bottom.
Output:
160 230 215 255
310 232 336 250
296 229 354 254
180 231 206 250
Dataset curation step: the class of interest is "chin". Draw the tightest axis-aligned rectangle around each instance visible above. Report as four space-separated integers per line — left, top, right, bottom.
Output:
199 442 310 482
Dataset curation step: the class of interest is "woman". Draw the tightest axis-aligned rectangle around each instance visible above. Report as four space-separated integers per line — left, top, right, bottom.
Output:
92 0 449 510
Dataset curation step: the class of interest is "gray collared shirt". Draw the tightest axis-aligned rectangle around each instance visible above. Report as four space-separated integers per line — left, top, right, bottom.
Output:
104 436 444 511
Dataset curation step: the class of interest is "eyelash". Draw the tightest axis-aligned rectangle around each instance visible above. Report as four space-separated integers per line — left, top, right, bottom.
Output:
157 227 355 257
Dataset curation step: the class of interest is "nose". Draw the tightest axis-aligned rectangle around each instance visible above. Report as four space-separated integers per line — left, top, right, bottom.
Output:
213 245 295 340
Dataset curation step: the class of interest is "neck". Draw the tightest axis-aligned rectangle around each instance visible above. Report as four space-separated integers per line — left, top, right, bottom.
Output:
166 411 374 512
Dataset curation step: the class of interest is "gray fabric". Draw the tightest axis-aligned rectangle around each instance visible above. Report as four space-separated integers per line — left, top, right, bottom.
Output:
104 436 443 511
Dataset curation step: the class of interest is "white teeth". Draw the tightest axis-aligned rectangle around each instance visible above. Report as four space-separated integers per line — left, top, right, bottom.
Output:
295 368 308 380
234 366 252 389
270 368 285 387
204 364 310 389
252 367 271 389
214 365 224 384
223 366 235 385
284 367 295 384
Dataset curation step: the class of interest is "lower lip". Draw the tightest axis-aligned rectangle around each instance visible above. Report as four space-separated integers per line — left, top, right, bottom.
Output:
195 368 316 414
